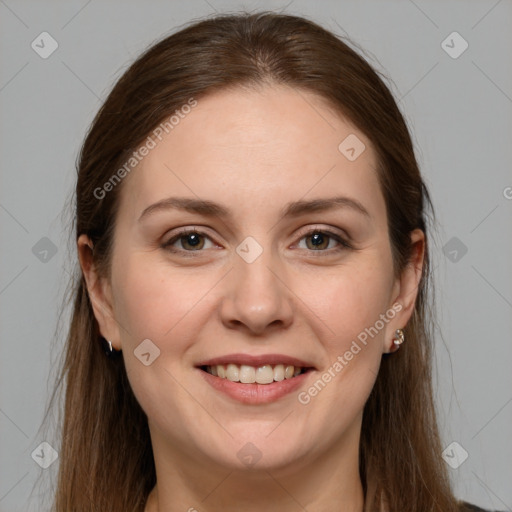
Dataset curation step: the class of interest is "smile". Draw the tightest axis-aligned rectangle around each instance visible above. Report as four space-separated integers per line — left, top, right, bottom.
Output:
196 353 316 404
202 363 309 384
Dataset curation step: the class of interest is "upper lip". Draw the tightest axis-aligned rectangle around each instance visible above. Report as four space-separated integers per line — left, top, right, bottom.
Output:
196 353 316 369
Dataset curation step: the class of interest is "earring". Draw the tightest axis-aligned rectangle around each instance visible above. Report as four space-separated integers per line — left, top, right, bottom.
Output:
392 328 405 348
101 337 121 358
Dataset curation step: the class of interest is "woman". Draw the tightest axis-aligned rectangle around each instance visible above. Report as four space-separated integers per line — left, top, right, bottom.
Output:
47 11 498 512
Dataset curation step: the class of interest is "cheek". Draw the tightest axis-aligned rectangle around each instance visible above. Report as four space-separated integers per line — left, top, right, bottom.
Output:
304 261 393 351
294 271 391 424
112 253 215 342
111 255 211 431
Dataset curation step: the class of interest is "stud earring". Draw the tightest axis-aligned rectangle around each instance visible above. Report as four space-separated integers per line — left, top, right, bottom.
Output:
392 328 405 348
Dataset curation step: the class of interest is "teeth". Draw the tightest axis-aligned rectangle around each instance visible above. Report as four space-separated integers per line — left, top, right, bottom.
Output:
225 363 239 382
273 364 285 381
205 363 307 384
239 365 256 383
284 365 295 379
255 365 274 384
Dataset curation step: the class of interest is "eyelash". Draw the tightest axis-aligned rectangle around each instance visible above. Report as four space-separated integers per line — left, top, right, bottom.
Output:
161 227 352 256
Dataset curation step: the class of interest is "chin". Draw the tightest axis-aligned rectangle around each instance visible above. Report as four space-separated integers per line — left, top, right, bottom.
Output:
202 428 313 472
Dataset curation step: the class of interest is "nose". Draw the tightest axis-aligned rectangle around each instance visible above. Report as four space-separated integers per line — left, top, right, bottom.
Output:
218 245 294 336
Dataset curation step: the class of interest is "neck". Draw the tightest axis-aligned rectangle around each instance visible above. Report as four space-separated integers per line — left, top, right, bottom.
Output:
145 421 365 512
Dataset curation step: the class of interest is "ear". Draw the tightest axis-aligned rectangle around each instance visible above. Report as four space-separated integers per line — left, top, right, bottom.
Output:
77 234 121 350
384 228 425 353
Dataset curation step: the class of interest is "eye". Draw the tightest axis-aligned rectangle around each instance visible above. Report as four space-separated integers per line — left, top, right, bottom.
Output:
161 227 351 256
162 229 215 253
296 229 351 252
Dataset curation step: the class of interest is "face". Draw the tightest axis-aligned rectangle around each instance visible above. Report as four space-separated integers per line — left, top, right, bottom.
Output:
80 84 423 475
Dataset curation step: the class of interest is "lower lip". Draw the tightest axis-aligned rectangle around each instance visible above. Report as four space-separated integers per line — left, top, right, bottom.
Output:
198 368 311 404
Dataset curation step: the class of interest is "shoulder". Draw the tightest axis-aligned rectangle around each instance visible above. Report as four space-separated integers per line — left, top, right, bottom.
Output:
459 501 502 512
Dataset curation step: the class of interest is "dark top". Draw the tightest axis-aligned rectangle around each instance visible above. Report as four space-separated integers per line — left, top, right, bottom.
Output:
460 501 501 512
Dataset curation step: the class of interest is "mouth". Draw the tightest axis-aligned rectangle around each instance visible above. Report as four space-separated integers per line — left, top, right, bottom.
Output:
199 363 313 384
195 354 316 404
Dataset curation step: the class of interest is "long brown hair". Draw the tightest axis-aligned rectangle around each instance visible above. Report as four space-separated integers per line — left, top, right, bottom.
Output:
42 11 460 511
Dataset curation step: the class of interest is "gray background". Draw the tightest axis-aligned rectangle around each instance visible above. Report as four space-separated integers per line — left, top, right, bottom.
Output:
1 1 511 510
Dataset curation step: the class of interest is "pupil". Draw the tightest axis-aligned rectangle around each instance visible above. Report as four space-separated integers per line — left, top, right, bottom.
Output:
187 233 201 246
311 233 323 246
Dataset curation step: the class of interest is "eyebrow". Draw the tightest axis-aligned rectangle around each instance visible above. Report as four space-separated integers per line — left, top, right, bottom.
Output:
138 195 371 222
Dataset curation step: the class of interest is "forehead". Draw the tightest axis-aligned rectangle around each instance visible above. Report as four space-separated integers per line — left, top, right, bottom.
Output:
117 84 384 223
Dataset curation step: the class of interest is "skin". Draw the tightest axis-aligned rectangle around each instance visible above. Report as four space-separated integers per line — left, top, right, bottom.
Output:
78 84 424 512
